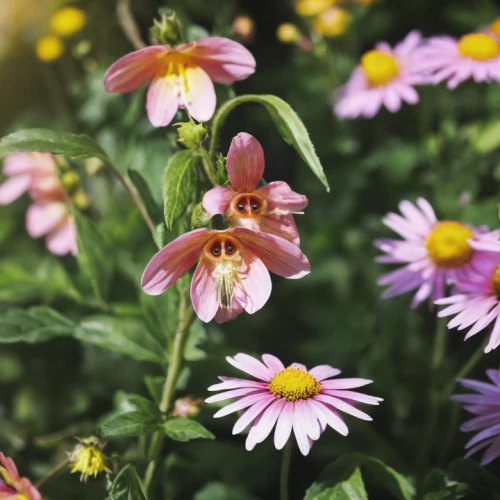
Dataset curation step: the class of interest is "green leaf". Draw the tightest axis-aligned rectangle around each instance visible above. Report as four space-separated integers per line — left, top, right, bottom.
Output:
99 411 159 439
128 168 162 223
0 128 109 162
162 418 215 442
123 393 161 419
362 456 414 500
163 150 199 229
74 211 114 303
306 465 368 500
106 464 147 500
194 482 260 500
447 459 500 492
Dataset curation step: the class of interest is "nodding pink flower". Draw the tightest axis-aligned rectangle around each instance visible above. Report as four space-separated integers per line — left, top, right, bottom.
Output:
0 152 58 205
375 198 500 308
436 252 500 353
415 33 500 89
0 452 41 500
202 133 307 245
206 353 382 455
141 228 310 323
451 369 500 465
334 31 427 119
104 38 256 127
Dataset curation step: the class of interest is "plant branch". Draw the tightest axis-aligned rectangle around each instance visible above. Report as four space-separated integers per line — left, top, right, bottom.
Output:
116 0 146 50
198 148 218 186
280 440 293 500
35 458 70 489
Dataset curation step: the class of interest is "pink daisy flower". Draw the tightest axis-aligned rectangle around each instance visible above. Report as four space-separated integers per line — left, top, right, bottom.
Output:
206 353 382 455
436 252 500 353
417 33 500 89
104 37 256 127
375 198 500 307
334 31 426 119
0 452 41 500
202 133 308 245
141 228 310 323
451 369 500 465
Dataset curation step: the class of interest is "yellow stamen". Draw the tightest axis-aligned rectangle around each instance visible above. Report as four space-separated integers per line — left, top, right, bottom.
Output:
458 33 500 61
268 367 322 401
35 35 64 62
313 7 351 38
69 440 109 482
161 53 192 104
361 49 399 87
425 221 473 268
490 18 500 37
50 7 86 37
491 265 500 299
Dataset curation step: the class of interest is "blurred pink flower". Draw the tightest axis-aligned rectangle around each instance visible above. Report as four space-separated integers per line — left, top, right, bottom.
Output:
172 396 202 418
334 31 426 119
436 252 500 353
104 38 256 127
375 198 500 308
417 33 500 89
0 452 41 500
202 133 307 245
206 353 382 455
141 228 310 323
452 369 500 465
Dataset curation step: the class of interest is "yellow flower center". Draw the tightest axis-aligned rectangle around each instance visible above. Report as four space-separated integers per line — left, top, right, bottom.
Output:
490 265 500 299
457 33 500 61
425 221 473 268
35 35 64 62
268 367 322 401
490 18 500 37
50 7 86 37
313 7 351 38
361 50 399 87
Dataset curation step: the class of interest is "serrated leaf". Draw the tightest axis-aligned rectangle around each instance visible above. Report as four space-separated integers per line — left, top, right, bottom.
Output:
106 464 147 500
128 168 162 223
0 128 109 162
163 150 199 229
162 418 214 442
99 411 159 439
306 466 368 500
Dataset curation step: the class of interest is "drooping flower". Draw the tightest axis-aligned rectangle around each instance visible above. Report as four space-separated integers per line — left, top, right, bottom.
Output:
417 33 500 89
334 31 426 119
436 252 500 353
375 198 500 307
206 353 382 455
141 227 310 323
68 437 110 482
451 369 500 465
104 38 256 127
202 133 308 245
172 396 202 418
0 452 41 500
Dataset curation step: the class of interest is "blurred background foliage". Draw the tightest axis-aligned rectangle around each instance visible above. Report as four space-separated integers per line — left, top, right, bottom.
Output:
2 0 500 498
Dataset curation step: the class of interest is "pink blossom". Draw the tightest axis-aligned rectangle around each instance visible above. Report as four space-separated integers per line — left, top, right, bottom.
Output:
206 353 382 455
141 228 310 323
452 369 500 465
375 198 500 308
334 31 427 119
0 452 41 500
202 133 307 245
104 38 256 127
171 396 202 418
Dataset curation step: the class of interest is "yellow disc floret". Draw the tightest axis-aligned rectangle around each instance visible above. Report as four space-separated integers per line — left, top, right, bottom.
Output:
425 221 473 268
458 33 500 61
35 35 64 62
361 50 399 87
268 367 322 401
50 7 87 37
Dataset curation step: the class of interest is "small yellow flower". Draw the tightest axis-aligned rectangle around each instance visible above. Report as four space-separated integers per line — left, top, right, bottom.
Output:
50 7 87 37
490 17 500 38
296 0 336 17
276 23 301 44
313 7 351 37
69 437 110 482
35 35 64 62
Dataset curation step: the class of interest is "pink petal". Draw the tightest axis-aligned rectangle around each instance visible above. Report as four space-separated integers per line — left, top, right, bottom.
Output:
257 181 308 213
104 46 166 93
261 354 285 373
228 353 274 381
0 175 31 205
315 394 372 420
26 201 67 238
205 387 266 403
309 398 348 436
3 152 55 176
181 37 256 83
239 252 272 314
309 365 341 381
202 186 236 216
207 377 268 391
214 305 243 324
232 395 275 434
46 217 78 256
226 133 265 192
258 213 300 245
213 392 272 418
480 437 500 465
325 390 383 405
141 229 211 295
190 258 219 323
183 66 216 122
321 378 373 390
295 399 321 440
146 74 180 127
249 398 287 444
274 402 294 450
292 402 312 455
232 228 310 279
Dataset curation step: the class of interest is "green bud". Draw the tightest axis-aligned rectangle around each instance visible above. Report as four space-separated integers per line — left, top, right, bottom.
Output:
150 8 182 46
215 153 228 184
175 120 208 149
73 189 91 211
191 202 212 229
61 170 80 194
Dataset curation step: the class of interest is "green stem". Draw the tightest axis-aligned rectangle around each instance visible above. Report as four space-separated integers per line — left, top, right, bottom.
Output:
143 293 194 492
35 458 70 489
280 440 293 500
116 0 146 49
432 318 447 369
198 148 218 186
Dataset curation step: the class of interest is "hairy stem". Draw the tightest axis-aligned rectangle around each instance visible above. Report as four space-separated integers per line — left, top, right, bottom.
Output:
116 0 146 49
280 440 293 500
198 148 218 186
35 458 70 489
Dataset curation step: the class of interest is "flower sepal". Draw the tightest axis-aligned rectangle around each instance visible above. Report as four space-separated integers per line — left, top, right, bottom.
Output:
150 8 182 46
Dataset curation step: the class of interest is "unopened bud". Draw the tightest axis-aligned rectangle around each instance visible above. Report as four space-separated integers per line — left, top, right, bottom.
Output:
73 189 91 211
175 120 208 149
191 202 212 229
232 15 255 42
276 23 301 44
171 397 202 418
150 8 182 46
215 154 228 185
61 170 80 193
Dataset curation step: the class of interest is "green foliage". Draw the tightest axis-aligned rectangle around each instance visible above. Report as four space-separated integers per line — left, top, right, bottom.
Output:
127 168 162 224
162 418 215 442
107 464 147 500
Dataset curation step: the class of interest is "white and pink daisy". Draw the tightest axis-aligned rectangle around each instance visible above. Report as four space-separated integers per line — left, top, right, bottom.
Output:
334 31 426 119
417 33 500 89
451 369 500 465
0 452 41 500
104 37 256 127
141 228 310 323
202 133 308 245
375 198 500 308
206 353 382 455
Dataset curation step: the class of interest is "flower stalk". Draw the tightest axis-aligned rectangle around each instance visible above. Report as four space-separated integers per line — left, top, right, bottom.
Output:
280 440 293 500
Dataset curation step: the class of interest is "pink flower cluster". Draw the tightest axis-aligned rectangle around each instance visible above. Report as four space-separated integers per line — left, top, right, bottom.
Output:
0 452 41 500
335 19 500 119
0 153 77 256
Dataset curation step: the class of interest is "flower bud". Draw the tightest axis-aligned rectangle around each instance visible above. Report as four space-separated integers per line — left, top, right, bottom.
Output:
36 35 64 62
72 189 91 211
191 202 212 229
276 23 301 44
171 396 202 418
50 7 87 37
232 15 255 43
150 8 182 46
69 437 110 482
175 120 208 149
313 7 351 37
61 170 80 194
